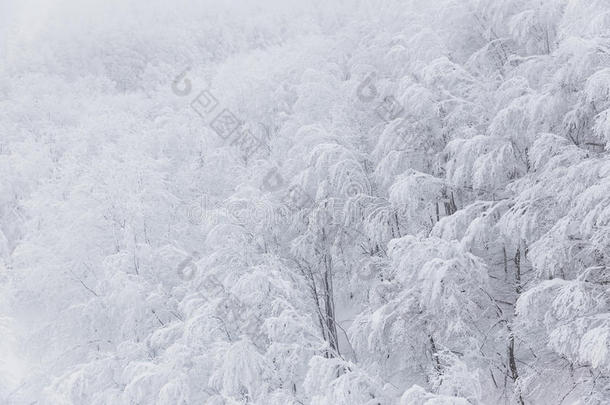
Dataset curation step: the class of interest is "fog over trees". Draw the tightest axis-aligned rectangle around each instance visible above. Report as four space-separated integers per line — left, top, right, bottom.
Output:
0 0 609 404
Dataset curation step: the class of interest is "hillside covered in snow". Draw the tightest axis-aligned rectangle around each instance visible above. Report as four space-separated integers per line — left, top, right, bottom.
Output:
0 0 609 404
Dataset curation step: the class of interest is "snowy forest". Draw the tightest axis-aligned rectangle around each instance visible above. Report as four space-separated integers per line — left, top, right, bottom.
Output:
0 0 609 404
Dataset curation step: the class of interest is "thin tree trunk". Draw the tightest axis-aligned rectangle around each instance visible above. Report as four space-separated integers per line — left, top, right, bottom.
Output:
508 329 525 405
515 247 522 294
508 245 524 404
429 335 442 385
323 253 340 356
